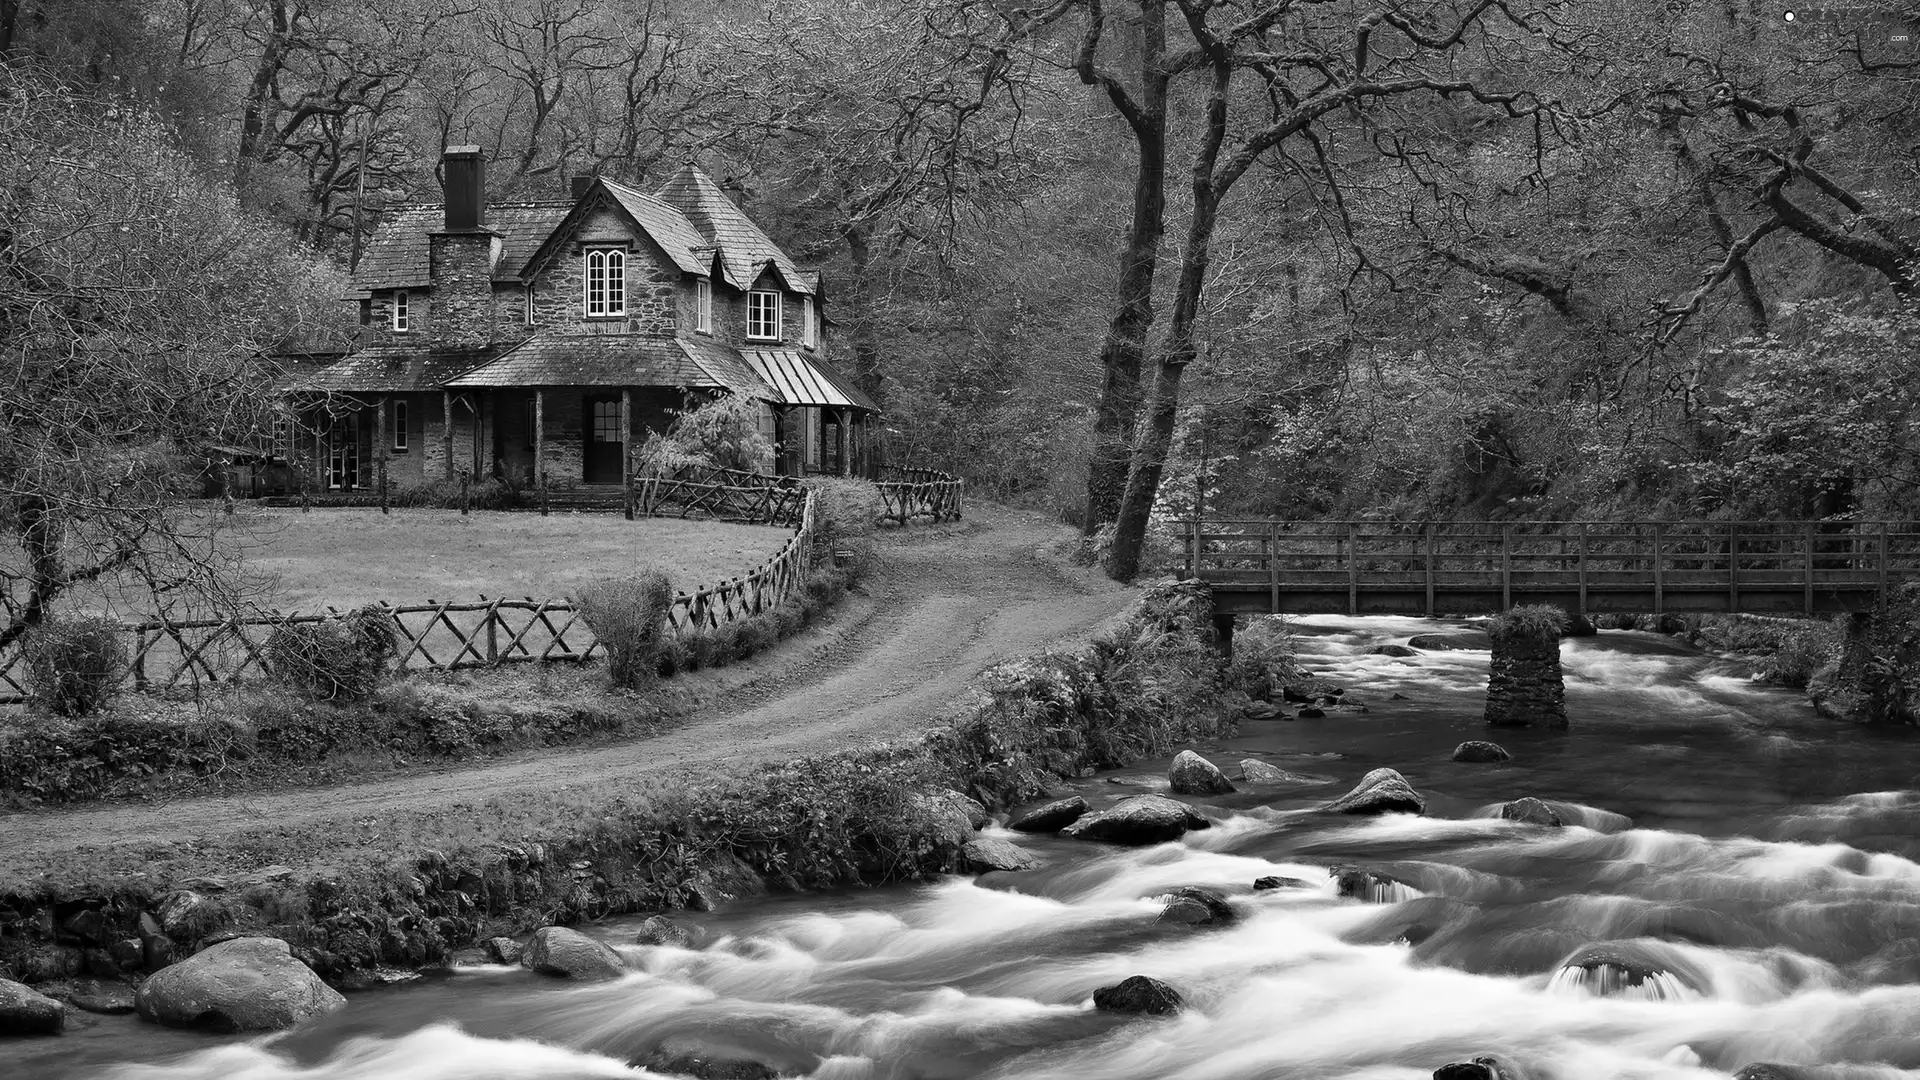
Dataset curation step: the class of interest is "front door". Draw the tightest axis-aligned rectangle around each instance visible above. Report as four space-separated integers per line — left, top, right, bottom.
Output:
583 394 623 484
327 413 360 489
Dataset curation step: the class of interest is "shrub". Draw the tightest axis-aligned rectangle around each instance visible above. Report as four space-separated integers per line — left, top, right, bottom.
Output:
21 616 126 717
634 393 773 476
803 477 882 547
575 572 675 689
264 606 395 702
1488 604 1568 646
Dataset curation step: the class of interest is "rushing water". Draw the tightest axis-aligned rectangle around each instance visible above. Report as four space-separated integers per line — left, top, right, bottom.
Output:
19 617 1920 1080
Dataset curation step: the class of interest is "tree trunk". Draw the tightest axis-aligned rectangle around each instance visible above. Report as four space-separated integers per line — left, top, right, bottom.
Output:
1081 0 1167 534
235 0 294 186
842 222 885 405
1104 43 1230 582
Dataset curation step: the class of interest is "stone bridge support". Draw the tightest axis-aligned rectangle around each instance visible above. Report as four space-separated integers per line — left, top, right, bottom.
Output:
1485 606 1568 729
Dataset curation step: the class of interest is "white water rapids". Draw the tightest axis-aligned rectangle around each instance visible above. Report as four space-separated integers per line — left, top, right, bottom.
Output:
18 617 1920 1080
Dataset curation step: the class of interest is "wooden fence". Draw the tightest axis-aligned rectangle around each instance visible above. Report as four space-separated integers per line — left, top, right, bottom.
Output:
0 492 818 704
876 465 964 526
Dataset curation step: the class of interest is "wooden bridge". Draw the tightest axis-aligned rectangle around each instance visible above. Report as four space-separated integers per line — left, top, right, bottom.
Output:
1184 520 1920 618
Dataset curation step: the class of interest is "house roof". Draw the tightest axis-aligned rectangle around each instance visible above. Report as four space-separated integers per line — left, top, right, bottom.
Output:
596 180 713 277
654 164 812 295
351 202 572 291
282 344 502 393
741 349 879 412
444 331 758 391
678 336 775 398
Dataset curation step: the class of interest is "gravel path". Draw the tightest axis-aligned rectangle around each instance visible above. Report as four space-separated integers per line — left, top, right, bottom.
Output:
0 503 1136 861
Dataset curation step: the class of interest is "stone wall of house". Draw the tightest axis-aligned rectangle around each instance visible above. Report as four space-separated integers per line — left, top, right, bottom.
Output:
429 233 496 348
364 288 433 346
528 205 679 337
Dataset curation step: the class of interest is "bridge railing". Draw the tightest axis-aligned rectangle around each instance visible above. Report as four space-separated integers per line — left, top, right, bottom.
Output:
1183 520 1920 613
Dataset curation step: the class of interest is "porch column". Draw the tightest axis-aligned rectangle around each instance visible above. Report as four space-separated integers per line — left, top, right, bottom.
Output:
838 407 853 477
535 389 547 516
442 390 455 482
375 396 389 514
621 388 633 520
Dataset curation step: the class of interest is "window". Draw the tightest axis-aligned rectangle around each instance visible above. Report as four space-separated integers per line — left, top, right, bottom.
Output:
391 400 408 452
747 290 781 340
392 290 410 332
585 248 626 316
591 399 621 443
524 283 535 325
695 277 712 333
802 296 815 348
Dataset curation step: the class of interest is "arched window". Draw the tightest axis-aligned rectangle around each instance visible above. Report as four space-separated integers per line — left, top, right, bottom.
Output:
585 248 626 316
393 290 410 332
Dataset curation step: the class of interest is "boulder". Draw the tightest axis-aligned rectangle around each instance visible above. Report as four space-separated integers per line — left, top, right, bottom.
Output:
520 926 626 982
1253 875 1311 891
1500 797 1563 827
1297 706 1326 718
1242 701 1285 721
484 936 523 965
1008 796 1090 834
1321 768 1425 815
1451 741 1511 763
1091 974 1183 1015
1562 613 1597 637
634 915 697 949
1553 940 1706 999
1407 631 1490 651
1734 1067 1816 1080
0 977 65 1036
1167 750 1234 796
1367 644 1419 658
1239 759 1333 785
134 937 344 1032
1155 886 1236 927
1061 795 1209 846
911 791 982 852
1433 1062 1497 1080
637 1051 783 1079
154 890 227 942
65 981 136 1016
1332 865 1422 903
963 838 1038 872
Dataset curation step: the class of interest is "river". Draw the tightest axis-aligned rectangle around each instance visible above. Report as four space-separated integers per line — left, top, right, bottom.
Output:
17 616 1920 1080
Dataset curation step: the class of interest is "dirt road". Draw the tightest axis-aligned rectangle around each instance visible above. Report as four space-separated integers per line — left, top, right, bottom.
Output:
0 503 1135 861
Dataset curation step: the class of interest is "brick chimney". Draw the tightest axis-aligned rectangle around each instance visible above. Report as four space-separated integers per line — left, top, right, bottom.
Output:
430 145 498 347
443 145 486 230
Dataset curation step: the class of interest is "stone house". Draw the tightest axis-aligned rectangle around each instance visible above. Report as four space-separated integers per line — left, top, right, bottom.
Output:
284 146 877 493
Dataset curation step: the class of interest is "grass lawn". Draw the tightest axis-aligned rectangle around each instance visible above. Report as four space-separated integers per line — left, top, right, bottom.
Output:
228 508 794 612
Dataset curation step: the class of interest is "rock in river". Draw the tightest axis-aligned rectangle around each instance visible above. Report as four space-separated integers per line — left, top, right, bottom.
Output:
634 915 697 949
1451 740 1511 763
963 838 1038 873
1239 759 1332 785
1092 974 1183 1015
1367 644 1419 657
521 926 626 982
1062 795 1209 845
135 937 344 1032
1007 796 1090 834
1321 768 1426 815
0 976 65 1036
1407 631 1490 651
1500 797 1563 827
1156 886 1237 927
1167 750 1234 795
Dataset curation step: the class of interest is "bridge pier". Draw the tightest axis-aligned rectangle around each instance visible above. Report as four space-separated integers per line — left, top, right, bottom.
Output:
1212 612 1236 660
1485 606 1568 729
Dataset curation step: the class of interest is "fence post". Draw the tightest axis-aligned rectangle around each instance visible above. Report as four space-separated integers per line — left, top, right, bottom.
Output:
486 599 500 665
1424 522 1436 617
1347 522 1359 616
1654 523 1665 617
1805 522 1816 615
1578 522 1589 618
1268 521 1280 613
535 390 548 517
1879 521 1890 599
134 628 148 691
1729 522 1741 613
1502 523 1512 611
460 469 471 515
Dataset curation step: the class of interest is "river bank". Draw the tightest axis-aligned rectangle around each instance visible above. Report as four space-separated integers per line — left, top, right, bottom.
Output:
0 576 1255 1012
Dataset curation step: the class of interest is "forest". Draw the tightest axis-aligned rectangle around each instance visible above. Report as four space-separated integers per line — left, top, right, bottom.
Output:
5 0 1918 582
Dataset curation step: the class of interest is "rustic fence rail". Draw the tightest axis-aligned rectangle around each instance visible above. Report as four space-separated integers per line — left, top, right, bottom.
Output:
1186 519 1920 617
876 465 964 526
0 493 818 704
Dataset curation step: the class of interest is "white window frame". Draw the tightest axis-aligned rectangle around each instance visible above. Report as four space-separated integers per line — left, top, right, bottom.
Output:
391 400 409 452
584 248 627 317
392 290 410 332
524 282 535 324
747 290 781 341
802 296 815 348
695 276 712 333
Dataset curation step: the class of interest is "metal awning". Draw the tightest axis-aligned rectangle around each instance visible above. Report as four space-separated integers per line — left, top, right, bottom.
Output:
740 349 878 412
